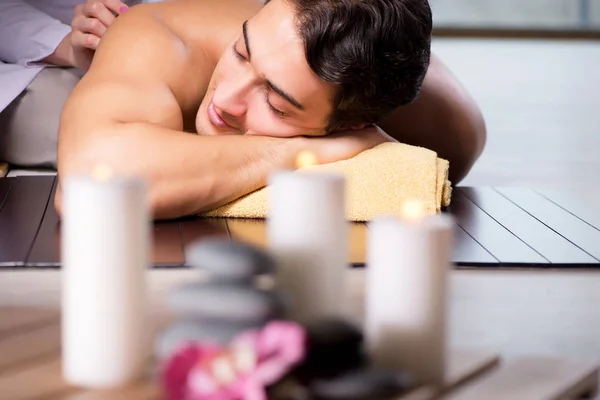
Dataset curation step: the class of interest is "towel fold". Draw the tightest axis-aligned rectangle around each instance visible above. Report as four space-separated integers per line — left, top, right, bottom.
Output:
202 142 452 221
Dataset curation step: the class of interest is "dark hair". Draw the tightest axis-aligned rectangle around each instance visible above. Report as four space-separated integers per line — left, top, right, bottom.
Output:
268 0 432 131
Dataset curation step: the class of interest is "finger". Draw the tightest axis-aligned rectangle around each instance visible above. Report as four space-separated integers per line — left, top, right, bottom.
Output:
74 4 84 16
99 0 129 15
72 15 107 38
71 30 101 50
82 2 116 27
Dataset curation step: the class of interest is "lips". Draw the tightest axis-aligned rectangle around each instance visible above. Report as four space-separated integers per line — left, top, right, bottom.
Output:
207 102 233 129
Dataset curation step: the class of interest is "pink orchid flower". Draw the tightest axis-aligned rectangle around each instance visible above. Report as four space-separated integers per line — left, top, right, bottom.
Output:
161 321 306 400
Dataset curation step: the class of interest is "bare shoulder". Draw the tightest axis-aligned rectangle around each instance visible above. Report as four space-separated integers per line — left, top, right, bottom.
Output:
87 3 204 103
64 3 204 131
155 0 263 65
158 0 264 31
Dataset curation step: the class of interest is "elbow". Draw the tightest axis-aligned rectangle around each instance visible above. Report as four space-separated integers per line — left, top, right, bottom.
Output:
55 132 128 217
448 100 487 185
57 130 121 179
470 101 487 161
56 132 161 216
56 132 193 221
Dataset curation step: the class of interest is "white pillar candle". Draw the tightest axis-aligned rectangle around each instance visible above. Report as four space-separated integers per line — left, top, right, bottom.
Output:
267 165 347 324
365 202 453 387
61 168 150 388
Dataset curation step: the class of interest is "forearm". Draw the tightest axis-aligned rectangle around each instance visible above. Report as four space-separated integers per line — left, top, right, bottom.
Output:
58 123 299 219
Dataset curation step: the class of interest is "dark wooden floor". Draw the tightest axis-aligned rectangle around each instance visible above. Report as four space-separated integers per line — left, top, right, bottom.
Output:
0 175 598 269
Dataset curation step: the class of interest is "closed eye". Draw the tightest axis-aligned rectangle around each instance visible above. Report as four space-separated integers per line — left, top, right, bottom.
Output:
264 89 286 117
232 40 286 117
232 44 246 61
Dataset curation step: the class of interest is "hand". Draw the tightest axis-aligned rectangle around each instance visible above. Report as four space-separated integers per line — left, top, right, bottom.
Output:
298 125 397 166
69 0 129 70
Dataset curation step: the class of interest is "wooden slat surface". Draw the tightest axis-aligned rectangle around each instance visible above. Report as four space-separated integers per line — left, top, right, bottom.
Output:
152 222 183 267
498 188 600 261
59 381 161 400
460 187 598 264
0 307 58 336
0 323 60 373
2 176 600 269
180 217 230 264
0 176 55 267
0 307 171 399
448 190 548 265
536 188 600 232
1 296 599 400
0 358 73 399
349 222 368 266
444 349 500 389
26 178 60 267
225 218 268 249
441 356 599 400
0 178 11 212
451 224 498 266
227 218 370 267
398 349 500 400
0 306 500 400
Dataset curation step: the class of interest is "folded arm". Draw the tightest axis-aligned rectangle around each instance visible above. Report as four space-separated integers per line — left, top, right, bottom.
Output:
378 54 486 184
57 7 299 220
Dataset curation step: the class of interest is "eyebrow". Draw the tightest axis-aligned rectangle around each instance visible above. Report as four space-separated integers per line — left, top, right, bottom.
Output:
242 20 251 60
242 20 305 111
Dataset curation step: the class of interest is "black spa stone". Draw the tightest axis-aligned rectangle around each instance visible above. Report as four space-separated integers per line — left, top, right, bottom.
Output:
155 318 263 359
185 238 276 281
309 367 413 400
294 318 367 381
305 318 363 349
167 282 287 322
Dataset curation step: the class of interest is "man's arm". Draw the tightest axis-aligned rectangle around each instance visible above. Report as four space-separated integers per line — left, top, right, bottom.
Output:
57 6 300 220
378 54 486 184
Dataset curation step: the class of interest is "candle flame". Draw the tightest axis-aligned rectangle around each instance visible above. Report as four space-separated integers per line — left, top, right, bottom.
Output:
295 151 319 169
400 198 426 221
91 164 113 181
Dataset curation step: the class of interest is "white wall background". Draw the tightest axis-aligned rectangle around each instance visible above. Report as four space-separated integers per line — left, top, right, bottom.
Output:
430 0 600 28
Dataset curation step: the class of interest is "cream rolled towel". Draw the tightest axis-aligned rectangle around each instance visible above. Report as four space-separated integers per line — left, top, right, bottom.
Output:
202 142 452 221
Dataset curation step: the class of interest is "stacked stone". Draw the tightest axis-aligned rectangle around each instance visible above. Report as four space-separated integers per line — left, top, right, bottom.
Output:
156 237 414 399
156 237 288 359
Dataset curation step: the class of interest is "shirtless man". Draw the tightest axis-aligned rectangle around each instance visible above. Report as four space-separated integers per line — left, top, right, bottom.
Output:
57 0 486 219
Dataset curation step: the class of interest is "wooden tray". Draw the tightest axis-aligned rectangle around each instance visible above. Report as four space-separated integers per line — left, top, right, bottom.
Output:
1 176 599 269
0 306 597 400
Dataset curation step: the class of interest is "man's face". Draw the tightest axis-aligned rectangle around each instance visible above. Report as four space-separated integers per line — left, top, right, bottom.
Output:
196 0 334 137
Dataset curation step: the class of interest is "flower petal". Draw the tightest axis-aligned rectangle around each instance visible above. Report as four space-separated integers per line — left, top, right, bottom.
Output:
254 321 307 385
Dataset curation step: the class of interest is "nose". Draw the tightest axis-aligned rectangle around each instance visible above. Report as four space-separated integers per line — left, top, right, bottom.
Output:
212 69 254 118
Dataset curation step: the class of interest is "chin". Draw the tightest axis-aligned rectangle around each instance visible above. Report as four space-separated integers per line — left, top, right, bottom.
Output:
195 102 213 135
